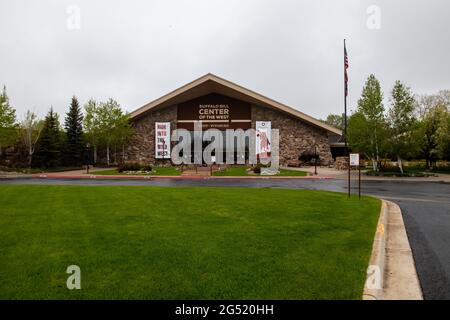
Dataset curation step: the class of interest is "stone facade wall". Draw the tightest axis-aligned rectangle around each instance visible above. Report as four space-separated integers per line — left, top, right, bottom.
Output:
125 105 177 165
251 105 333 166
125 102 334 166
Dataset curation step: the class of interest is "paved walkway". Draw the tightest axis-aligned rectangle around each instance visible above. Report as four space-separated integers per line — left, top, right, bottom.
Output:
290 166 450 182
5 166 450 182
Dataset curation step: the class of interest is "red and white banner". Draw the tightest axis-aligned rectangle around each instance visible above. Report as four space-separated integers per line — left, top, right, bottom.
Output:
155 122 171 159
256 121 271 159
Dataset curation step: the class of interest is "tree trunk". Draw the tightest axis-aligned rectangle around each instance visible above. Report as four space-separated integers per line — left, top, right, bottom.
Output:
122 144 125 163
28 149 32 168
397 156 403 174
94 145 97 164
114 145 117 165
106 143 110 166
371 159 377 171
374 126 380 171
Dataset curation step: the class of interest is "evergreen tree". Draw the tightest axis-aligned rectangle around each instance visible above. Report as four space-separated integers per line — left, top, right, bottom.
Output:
34 108 61 168
64 96 84 165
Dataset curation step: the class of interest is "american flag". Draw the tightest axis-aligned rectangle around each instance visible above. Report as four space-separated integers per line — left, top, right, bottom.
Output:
344 42 349 97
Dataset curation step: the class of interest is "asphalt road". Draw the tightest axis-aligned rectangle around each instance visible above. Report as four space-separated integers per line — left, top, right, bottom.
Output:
1 177 450 300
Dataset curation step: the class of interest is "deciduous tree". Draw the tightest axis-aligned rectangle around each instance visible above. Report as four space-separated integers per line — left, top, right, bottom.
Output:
348 74 387 170
387 81 417 173
21 110 43 167
0 86 17 156
323 114 343 130
83 99 101 164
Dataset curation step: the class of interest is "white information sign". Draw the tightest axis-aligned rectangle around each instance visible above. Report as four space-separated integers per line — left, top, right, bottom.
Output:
155 122 171 159
350 153 360 166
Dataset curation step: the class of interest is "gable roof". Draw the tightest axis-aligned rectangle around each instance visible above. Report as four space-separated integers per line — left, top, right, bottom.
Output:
130 73 342 135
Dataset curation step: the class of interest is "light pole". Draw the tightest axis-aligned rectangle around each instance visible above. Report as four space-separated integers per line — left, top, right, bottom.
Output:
85 143 91 174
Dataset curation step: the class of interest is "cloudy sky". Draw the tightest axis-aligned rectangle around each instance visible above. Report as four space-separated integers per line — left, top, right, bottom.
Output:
1 0 449 121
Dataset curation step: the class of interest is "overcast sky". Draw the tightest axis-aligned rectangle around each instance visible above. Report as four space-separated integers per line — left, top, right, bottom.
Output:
1 0 449 122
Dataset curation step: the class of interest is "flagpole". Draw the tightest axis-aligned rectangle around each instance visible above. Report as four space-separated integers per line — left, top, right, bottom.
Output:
344 39 350 198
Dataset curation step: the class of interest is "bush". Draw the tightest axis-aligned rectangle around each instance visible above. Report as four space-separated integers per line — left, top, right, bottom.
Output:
141 164 153 172
252 163 268 174
298 150 320 165
118 163 152 173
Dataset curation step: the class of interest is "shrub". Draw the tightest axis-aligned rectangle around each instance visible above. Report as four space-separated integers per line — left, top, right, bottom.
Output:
141 164 153 172
298 150 320 165
252 163 268 174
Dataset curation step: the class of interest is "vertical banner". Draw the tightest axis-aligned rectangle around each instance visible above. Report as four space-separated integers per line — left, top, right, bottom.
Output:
155 122 171 159
256 121 271 159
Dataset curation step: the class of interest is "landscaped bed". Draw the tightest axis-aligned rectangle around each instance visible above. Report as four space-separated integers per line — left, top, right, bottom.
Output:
94 166 308 177
94 166 181 176
212 166 309 176
0 185 380 299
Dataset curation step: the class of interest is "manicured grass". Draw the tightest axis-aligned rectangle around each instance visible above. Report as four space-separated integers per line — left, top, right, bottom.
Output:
277 169 308 176
213 166 308 176
213 166 250 176
0 185 380 299
94 166 181 176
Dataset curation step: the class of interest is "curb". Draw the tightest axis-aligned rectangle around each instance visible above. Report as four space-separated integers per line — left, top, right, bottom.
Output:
363 199 423 300
25 174 335 181
363 200 388 300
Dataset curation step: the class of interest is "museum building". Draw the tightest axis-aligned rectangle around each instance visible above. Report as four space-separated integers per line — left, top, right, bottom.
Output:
125 73 343 166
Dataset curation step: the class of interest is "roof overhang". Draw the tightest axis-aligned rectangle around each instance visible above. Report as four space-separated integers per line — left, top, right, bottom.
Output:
130 73 342 136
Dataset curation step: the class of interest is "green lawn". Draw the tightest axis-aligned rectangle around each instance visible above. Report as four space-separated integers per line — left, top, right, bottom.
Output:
0 185 380 299
94 166 181 176
213 166 308 176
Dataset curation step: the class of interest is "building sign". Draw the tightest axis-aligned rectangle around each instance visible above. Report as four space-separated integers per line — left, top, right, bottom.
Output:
256 121 271 158
155 122 171 159
198 104 230 121
178 93 251 130
350 153 360 166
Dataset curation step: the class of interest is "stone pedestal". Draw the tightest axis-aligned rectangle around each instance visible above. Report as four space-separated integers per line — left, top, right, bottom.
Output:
335 156 349 171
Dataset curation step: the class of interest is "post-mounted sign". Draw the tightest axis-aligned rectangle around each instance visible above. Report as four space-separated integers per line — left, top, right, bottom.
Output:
349 153 360 167
349 153 362 200
155 122 171 159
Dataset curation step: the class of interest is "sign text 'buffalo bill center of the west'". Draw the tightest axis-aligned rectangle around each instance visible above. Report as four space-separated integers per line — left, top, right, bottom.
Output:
125 73 344 166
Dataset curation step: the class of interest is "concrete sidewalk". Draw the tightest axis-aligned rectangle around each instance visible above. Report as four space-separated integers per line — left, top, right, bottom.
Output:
3 166 450 182
294 166 450 182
